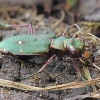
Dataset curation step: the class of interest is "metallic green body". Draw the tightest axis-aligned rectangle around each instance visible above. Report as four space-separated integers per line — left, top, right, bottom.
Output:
0 33 55 55
64 38 85 57
64 38 85 51
51 36 68 51
0 33 85 57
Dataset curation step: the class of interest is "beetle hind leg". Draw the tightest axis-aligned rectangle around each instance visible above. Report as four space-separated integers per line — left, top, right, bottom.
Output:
0 22 33 34
0 50 20 59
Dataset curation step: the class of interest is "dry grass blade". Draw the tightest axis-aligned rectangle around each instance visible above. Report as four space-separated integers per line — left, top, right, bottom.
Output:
51 10 65 29
87 32 100 41
78 21 100 26
0 78 100 91
93 63 100 71
82 66 97 92
66 92 100 100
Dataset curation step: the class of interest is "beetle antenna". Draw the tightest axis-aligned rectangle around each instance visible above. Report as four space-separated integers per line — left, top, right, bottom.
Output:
53 61 63 74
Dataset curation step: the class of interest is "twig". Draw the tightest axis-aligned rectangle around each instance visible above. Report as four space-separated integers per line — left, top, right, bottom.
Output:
51 10 65 29
93 63 100 71
0 78 99 91
66 92 100 100
87 33 100 41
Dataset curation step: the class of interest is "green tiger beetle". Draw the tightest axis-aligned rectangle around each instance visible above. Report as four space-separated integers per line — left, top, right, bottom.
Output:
0 22 85 80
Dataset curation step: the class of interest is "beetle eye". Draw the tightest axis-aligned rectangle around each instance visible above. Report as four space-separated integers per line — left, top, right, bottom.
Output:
68 46 80 57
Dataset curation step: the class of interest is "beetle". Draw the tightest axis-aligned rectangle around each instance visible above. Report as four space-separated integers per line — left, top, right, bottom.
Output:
0 23 85 79
0 23 91 93
0 33 85 57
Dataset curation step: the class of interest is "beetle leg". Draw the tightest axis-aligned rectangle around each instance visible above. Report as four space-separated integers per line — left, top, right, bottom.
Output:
64 58 90 93
0 22 33 34
9 24 33 34
62 32 66 36
38 54 56 73
72 60 90 93
21 54 56 80
0 50 20 59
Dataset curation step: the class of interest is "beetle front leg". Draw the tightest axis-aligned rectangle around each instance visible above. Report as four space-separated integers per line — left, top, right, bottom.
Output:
38 54 56 73
0 22 33 34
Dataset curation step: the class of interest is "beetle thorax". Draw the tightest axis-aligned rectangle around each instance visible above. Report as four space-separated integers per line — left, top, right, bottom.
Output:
50 36 67 52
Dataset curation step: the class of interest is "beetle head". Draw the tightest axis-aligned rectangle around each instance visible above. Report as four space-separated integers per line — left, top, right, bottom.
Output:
64 38 85 57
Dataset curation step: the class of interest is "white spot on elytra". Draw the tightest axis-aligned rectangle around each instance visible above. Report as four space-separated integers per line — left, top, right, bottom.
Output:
20 49 23 52
4 48 6 52
18 41 22 44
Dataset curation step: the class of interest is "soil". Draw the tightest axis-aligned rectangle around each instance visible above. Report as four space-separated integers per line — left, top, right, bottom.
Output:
0 0 100 100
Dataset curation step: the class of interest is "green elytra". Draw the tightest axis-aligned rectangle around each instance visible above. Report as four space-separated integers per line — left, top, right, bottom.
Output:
0 33 85 57
0 34 55 55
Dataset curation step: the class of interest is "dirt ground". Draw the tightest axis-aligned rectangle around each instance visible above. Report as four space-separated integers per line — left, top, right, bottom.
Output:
0 0 100 100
